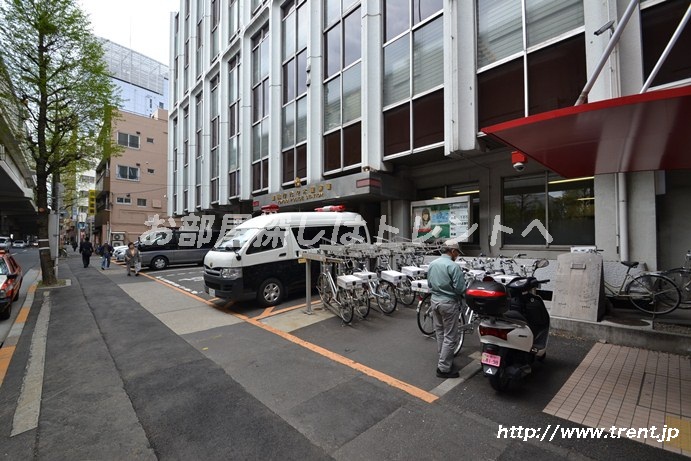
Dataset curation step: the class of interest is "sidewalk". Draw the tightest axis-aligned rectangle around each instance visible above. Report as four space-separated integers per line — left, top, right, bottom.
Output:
0 253 688 459
0 255 328 460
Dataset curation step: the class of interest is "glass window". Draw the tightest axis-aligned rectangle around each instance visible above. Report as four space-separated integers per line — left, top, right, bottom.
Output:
413 0 443 25
527 35 586 115
324 77 341 131
383 36 410 107
296 96 307 143
383 104 410 156
137 198 147 206
342 64 361 123
413 16 444 95
282 102 295 149
344 9 361 68
503 174 594 246
476 0 522 68
478 57 524 128
413 89 443 148
385 0 409 42
641 0 691 87
525 0 584 48
325 24 341 78
343 122 361 167
324 131 341 171
117 165 140 181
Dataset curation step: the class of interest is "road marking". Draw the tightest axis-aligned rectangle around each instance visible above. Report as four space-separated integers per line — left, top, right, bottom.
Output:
143 273 439 404
11 291 51 436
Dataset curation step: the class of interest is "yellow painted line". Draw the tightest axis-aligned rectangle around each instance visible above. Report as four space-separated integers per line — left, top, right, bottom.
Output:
665 415 691 451
144 275 438 403
15 306 30 324
244 317 438 404
254 303 306 320
27 285 36 294
260 306 275 317
0 346 16 383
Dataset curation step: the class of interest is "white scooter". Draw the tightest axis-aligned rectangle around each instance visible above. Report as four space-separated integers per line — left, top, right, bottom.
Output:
465 259 550 391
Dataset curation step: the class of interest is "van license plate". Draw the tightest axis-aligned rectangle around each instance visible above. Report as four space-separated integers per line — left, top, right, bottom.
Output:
208 288 215 297
481 352 501 367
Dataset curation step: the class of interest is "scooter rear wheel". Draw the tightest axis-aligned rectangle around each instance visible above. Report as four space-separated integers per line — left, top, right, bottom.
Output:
488 368 512 392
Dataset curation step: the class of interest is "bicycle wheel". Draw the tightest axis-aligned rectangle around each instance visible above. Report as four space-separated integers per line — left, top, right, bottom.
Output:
416 294 434 336
454 308 468 356
336 288 354 324
396 278 416 306
625 273 680 315
316 273 333 307
375 280 397 314
455 305 476 356
662 268 691 308
354 287 371 319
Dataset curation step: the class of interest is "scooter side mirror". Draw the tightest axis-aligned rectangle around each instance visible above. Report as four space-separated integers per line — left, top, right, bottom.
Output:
534 259 549 269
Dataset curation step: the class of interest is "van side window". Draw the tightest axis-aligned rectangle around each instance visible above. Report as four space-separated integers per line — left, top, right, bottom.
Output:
247 229 286 255
292 226 331 249
338 226 366 244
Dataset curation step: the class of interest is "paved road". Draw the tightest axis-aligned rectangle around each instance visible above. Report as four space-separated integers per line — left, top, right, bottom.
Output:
0 253 684 459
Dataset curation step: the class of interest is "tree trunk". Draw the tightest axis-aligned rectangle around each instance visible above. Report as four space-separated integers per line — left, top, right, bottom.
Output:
37 170 57 285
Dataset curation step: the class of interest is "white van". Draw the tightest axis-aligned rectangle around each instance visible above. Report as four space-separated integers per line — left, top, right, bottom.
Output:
203 211 370 306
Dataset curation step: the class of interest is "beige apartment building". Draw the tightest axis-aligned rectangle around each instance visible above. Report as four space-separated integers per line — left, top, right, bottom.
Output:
95 109 169 247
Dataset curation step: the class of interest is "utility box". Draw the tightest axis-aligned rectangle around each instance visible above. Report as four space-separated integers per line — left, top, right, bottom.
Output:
551 252 607 321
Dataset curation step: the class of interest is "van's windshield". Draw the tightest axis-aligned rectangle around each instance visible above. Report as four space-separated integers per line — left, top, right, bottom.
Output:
215 228 257 250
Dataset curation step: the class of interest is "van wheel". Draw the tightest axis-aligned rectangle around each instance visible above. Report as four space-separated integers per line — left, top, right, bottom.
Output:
257 278 283 307
151 256 168 270
0 303 10 321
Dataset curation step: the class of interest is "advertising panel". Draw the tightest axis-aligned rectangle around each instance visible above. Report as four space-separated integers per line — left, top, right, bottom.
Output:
411 196 471 241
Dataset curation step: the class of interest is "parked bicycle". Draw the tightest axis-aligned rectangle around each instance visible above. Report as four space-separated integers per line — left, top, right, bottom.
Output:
604 261 681 315
316 258 369 324
662 250 691 309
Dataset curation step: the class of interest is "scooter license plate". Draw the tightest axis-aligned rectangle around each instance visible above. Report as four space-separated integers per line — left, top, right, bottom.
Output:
481 352 501 367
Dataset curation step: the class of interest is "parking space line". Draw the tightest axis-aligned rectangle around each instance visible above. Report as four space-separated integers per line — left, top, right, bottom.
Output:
143 272 439 404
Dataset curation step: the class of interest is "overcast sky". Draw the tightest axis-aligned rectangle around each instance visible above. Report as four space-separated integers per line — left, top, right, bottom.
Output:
78 0 179 65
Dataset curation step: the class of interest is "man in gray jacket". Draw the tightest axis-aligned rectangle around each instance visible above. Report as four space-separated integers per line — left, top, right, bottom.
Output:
426 239 466 378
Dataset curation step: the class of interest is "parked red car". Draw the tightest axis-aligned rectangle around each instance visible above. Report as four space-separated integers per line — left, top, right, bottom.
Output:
0 249 23 320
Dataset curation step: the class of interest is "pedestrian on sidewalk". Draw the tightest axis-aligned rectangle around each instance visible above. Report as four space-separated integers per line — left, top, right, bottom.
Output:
100 241 113 270
124 241 141 276
79 237 94 268
426 239 466 379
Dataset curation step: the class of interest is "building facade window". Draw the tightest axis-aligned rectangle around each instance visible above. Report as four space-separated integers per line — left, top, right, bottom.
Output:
228 0 239 41
210 74 220 203
210 0 220 60
228 55 241 199
184 0 190 90
196 0 204 79
116 165 140 181
251 26 270 192
116 196 132 205
173 117 178 213
476 0 586 128
282 0 308 186
382 0 444 158
195 93 203 207
323 0 362 174
137 198 147 207
641 0 691 88
117 132 140 149
183 106 190 211
502 174 594 246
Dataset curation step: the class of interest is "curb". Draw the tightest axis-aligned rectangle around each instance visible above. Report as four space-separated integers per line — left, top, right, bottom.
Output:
551 316 691 356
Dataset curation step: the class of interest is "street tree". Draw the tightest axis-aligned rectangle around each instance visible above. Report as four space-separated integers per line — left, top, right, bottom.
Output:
0 0 120 284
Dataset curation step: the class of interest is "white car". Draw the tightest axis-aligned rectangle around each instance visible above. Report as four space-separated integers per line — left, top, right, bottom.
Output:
0 237 10 251
112 245 128 262
12 240 26 248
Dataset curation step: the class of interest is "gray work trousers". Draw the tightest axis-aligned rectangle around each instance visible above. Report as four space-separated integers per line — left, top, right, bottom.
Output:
431 298 460 373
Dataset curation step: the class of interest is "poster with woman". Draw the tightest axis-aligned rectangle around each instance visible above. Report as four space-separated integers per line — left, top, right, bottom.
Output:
411 197 470 241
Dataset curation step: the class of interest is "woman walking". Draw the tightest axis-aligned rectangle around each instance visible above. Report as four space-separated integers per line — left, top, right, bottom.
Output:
124 242 142 276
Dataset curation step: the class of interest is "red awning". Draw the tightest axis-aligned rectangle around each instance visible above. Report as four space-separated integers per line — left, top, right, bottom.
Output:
481 84 691 178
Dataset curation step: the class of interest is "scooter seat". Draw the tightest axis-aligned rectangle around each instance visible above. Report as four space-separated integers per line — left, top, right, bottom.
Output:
504 309 527 322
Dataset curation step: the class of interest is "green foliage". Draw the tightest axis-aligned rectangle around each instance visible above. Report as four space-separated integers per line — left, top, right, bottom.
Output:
0 0 121 178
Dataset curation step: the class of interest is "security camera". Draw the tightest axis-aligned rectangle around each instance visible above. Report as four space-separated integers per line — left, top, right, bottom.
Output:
594 20 615 36
513 162 525 172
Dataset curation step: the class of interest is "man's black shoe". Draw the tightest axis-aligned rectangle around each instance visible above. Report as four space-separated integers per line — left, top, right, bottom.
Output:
436 368 460 379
